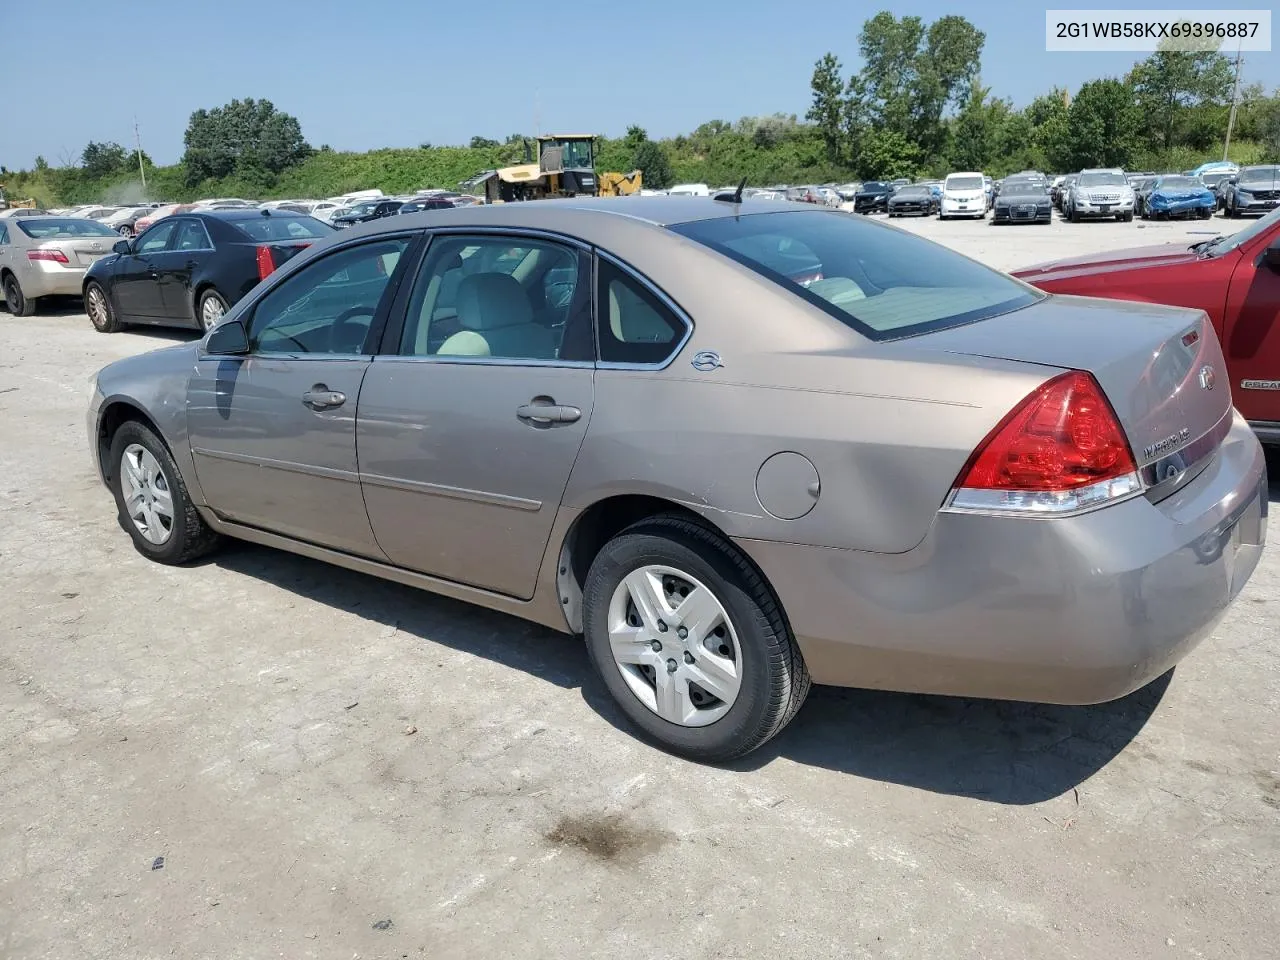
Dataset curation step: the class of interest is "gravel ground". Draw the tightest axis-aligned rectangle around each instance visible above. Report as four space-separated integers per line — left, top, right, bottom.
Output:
1 211 1277 960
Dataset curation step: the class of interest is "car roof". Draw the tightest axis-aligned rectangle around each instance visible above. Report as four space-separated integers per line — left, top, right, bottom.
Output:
197 208 314 221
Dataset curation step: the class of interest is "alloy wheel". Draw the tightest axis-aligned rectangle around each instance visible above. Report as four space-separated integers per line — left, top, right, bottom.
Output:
87 286 109 329
200 293 225 330
119 443 174 545
606 564 742 727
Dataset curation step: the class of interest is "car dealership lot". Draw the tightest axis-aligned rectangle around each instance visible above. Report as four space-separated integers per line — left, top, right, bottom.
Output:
2 214 1278 960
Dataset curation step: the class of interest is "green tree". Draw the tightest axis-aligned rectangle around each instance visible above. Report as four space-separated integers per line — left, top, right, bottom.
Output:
469 136 499 149
1060 78 1141 169
1128 49 1234 151
807 53 846 162
950 82 998 170
182 98 311 185
856 128 919 179
853 12 984 164
633 139 672 189
80 141 130 179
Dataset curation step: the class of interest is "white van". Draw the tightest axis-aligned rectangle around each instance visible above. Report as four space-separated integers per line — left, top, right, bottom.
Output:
666 183 711 197
940 172 987 220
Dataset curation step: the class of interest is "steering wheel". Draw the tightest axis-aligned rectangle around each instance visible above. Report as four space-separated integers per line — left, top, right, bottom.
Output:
330 305 377 353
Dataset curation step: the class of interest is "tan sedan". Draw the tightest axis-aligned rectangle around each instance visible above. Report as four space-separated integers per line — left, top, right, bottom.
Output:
86 198 1267 760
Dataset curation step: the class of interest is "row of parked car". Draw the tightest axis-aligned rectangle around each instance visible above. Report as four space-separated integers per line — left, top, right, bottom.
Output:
1049 165 1280 222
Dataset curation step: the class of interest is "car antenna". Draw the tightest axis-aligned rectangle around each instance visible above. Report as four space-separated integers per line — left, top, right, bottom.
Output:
714 177 748 204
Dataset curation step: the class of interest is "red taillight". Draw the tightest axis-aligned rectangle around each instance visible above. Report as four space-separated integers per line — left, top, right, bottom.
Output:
27 249 70 263
949 371 1141 514
256 245 277 280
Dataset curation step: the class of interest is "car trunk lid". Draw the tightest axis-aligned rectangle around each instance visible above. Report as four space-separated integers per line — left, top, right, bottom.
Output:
35 237 115 268
918 294 1232 472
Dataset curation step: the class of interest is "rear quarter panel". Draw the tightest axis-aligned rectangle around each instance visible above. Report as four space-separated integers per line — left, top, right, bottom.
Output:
560 227 1051 554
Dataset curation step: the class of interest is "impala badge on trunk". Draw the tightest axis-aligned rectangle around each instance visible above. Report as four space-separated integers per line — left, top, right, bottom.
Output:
1143 428 1191 461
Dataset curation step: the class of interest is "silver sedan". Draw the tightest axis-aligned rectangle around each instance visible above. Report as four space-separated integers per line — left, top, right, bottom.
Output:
86 198 1268 760
1 216 122 315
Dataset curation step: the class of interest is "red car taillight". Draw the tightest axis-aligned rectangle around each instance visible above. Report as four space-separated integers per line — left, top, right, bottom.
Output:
256 245 277 280
27 249 70 263
946 370 1141 515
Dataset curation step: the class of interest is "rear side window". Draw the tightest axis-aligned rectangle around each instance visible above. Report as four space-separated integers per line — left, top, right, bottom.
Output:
671 210 1039 341
597 259 686 365
234 216 333 242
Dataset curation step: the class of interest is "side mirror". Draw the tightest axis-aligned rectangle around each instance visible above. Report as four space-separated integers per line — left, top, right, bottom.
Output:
202 317 249 355
1264 240 1280 272
112 239 131 255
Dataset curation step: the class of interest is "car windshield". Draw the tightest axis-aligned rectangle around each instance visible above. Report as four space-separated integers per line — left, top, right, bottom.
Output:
896 186 929 196
861 182 887 192
1157 177 1198 190
946 176 983 190
345 201 381 216
16 218 120 239
671 210 1040 341
1240 166 1280 181
234 216 334 242
1078 172 1127 187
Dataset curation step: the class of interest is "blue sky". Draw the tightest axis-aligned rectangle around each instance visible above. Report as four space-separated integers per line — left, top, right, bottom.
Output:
5 0 1275 169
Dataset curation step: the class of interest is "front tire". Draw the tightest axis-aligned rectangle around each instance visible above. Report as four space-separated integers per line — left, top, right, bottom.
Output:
108 420 220 565
3 274 35 316
582 516 810 762
85 282 122 333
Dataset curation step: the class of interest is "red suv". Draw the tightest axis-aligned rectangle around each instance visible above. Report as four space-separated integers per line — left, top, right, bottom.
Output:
1013 209 1280 442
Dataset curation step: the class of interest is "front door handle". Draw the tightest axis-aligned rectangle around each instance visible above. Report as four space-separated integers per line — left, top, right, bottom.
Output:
302 385 347 409
516 400 581 424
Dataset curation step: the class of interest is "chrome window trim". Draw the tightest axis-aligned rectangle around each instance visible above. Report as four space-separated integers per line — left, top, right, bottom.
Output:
373 355 594 369
594 249 694 371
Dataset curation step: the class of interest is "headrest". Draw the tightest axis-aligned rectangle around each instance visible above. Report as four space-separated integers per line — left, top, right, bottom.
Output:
456 273 533 331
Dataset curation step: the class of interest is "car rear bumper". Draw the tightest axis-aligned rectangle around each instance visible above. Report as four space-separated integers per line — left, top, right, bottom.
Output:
1251 420 1280 445
736 413 1267 704
14 264 90 298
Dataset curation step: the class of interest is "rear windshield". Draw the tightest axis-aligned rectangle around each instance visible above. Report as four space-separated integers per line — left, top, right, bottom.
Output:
233 216 333 242
946 176 983 190
17 218 119 238
671 210 1040 341
1079 172 1127 187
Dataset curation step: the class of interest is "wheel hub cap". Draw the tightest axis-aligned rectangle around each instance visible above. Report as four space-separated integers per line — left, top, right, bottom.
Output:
120 444 174 545
607 564 742 727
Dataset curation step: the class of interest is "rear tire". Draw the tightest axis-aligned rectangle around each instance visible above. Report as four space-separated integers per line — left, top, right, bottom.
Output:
3 274 35 316
85 282 122 333
582 515 810 762
117 225 134 238
108 420 220 565
197 289 229 331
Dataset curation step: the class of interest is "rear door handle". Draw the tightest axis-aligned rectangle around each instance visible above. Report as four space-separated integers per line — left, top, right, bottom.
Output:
302 386 347 409
516 401 581 424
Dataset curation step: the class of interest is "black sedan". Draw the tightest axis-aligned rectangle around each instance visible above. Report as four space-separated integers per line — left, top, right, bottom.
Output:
991 179 1052 224
82 209 334 333
396 197 455 214
852 181 893 214
332 198 404 228
886 185 938 217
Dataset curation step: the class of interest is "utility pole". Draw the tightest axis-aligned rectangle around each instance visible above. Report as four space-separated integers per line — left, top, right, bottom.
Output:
1223 42 1244 162
133 116 147 190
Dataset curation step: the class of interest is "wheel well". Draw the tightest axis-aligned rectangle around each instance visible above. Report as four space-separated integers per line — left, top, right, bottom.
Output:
95 401 164 483
555 495 738 634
